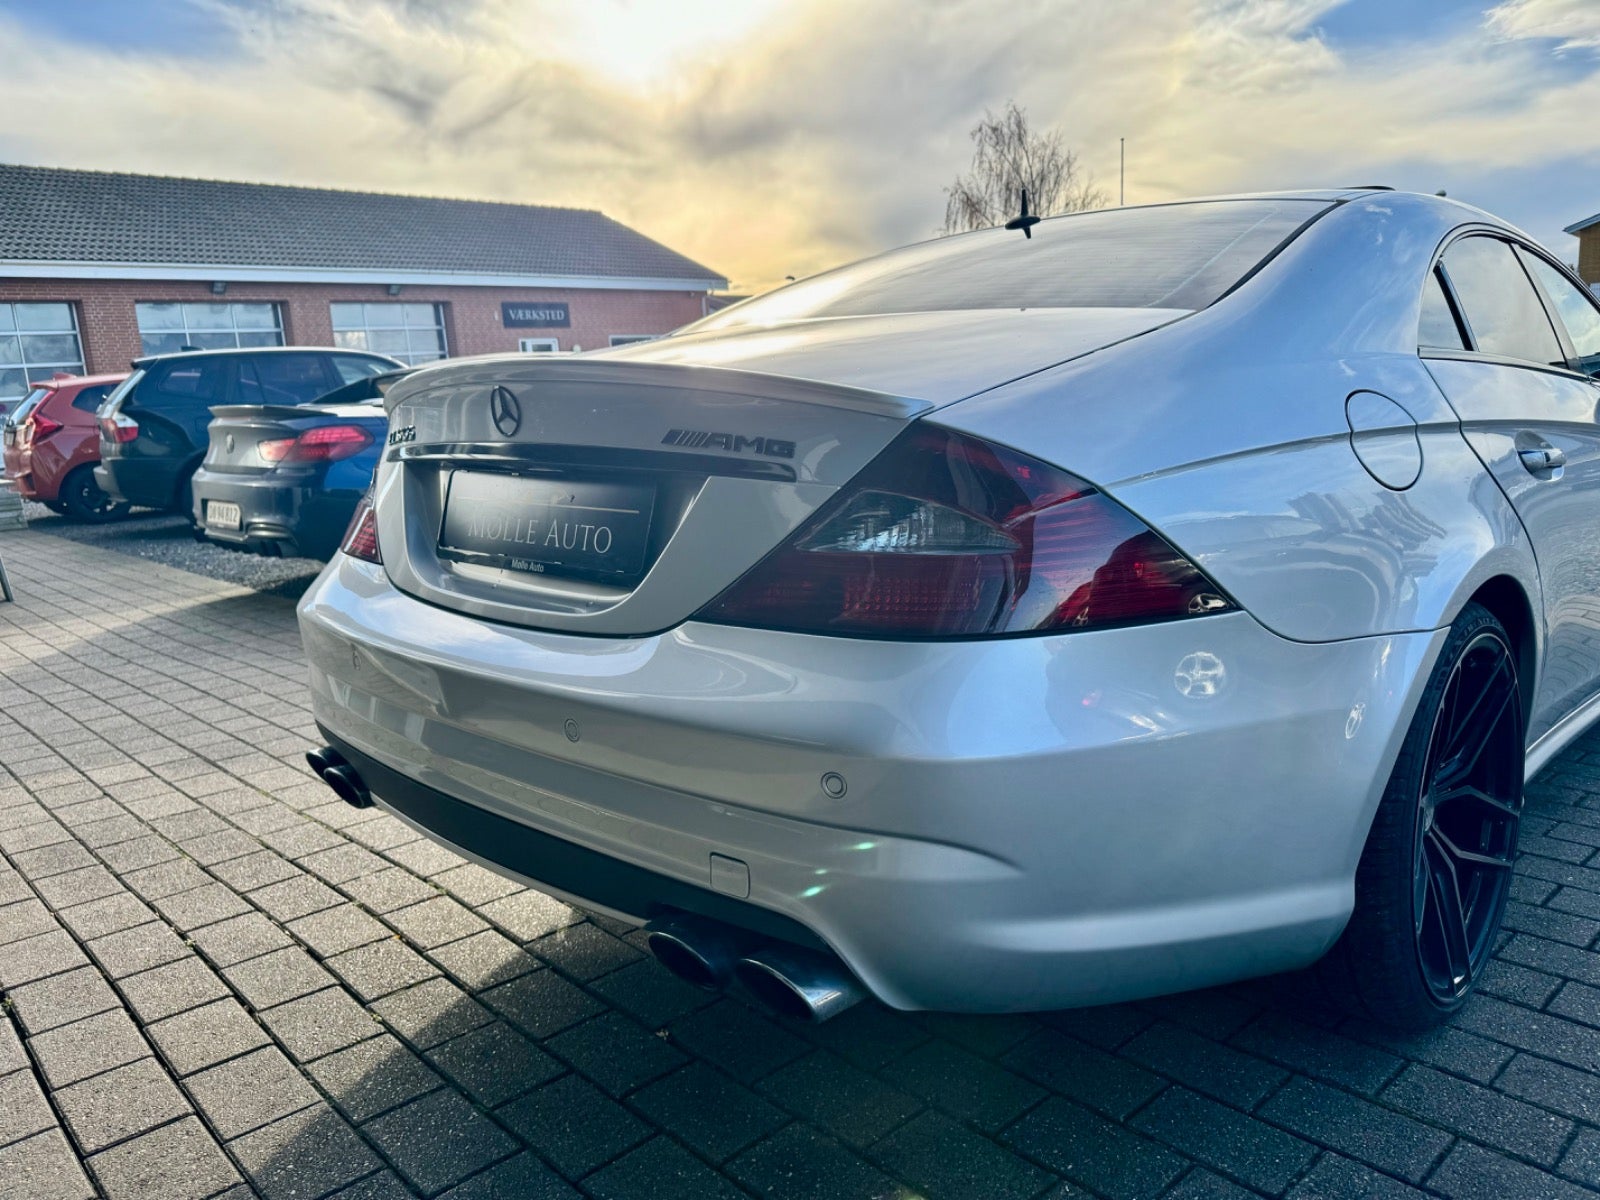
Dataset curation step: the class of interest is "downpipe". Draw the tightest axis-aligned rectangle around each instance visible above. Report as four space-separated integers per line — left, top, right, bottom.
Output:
306 745 372 809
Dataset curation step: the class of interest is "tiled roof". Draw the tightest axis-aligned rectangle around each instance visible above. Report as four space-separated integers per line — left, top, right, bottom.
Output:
0 163 724 285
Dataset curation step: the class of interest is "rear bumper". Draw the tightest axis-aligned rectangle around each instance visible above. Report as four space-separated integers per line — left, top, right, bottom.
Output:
93 462 130 504
192 469 360 560
299 555 1445 1012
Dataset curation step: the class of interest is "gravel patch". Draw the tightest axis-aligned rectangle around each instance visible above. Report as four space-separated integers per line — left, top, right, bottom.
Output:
18 502 325 597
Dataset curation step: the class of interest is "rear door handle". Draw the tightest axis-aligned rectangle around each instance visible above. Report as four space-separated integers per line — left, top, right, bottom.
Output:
1519 446 1566 474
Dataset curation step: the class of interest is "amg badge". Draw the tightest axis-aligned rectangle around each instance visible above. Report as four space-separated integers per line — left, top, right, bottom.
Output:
661 429 796 459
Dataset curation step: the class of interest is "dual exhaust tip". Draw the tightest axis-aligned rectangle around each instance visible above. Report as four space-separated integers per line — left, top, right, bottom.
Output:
306 746 372 809
646 915 864 1023
306 747 859 1023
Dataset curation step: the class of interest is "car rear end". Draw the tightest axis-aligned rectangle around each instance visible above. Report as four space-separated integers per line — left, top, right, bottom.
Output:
4 375 126 505
193 385 392 559
299 328 1440 1015
2 385 50 496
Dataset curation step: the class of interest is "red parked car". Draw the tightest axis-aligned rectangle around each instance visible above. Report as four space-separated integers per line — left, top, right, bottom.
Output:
2 372 129 520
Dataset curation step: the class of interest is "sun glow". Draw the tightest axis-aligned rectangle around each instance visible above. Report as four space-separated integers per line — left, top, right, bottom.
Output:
521 0 786 88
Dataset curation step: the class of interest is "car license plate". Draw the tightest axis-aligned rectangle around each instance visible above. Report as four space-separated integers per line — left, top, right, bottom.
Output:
438 471 656 583
207 501 242 531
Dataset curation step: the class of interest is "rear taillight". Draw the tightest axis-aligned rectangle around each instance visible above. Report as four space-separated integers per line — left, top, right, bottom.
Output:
259 425 372 464
340 495 381 563
29 414 63 441
700 424 1232 639
100 412 139 443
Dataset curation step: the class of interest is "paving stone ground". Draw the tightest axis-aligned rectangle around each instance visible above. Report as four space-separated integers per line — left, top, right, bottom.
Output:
6 521 1600 1199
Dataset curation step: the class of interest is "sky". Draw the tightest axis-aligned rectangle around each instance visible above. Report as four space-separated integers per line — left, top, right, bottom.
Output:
0 0 1596 294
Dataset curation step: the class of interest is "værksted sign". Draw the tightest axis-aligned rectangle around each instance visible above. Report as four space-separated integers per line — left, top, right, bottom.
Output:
501 301 570 328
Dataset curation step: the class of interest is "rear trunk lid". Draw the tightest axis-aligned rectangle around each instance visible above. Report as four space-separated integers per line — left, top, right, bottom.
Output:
203 402 384 475
376 307 1185 636
377 358 927 635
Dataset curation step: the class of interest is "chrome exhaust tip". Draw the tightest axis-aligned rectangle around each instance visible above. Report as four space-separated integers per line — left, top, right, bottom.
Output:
734 944 865 1023
645 915 757 991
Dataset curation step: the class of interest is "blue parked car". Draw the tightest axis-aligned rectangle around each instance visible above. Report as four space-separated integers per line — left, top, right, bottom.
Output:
192 368 412 560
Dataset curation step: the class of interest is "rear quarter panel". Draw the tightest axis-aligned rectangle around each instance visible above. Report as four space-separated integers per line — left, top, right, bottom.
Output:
936 194 1542 646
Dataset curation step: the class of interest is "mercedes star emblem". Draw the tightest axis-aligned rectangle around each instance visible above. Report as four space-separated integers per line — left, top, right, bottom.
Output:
489 386 522 437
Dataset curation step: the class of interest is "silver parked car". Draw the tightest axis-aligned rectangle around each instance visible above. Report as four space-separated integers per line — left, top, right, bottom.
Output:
298 189 1600 1028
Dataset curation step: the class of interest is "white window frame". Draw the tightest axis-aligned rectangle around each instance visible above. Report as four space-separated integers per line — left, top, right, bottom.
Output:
608 334 657 347
518 337 561 353
0 303 86 403
330 302 449 366
134 302 284 355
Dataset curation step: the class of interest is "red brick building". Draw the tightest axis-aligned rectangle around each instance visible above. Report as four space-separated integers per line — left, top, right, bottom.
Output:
0 164 726 409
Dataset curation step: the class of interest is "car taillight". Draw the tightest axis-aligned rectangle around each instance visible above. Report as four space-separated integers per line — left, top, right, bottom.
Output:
28 413 63 441
259 425 372 464
100 412 139 443
699 424 1233 639
340 495 381 563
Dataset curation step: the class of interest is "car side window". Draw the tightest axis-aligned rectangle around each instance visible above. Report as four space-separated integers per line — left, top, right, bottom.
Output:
330 355 386 386
1439 236 1565 369
248 354 336 405
1419 269 1467 351
146 359 225 407
69 385 111 413
1519 250 1600 379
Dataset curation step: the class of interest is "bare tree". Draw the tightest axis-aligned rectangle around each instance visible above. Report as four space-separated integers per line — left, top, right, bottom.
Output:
941 102 1107 235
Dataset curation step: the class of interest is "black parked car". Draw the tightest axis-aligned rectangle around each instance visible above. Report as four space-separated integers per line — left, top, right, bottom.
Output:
95 347 402 514
192 369 412 560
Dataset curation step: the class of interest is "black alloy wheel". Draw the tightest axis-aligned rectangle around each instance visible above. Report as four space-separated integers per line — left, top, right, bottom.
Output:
1319 601 1524 1029
1411 628 1521 1003
60 465 130 523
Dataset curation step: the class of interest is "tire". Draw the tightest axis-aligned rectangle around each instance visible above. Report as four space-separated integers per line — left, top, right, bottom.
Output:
59 465 131 523
1319 601 1524 1029
42 500 67 515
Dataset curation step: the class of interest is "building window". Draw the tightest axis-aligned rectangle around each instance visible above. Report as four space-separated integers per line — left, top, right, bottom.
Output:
331 303 447 365
518 338 561 353
608 334 657 346
0 302 86 403
136 302 284 355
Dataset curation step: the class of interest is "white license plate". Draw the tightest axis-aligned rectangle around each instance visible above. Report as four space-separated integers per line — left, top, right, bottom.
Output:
206 501 242 531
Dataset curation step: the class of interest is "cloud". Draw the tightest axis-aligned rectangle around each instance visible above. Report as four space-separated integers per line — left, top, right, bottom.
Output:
0 0 1596 291
1487 0 1600 50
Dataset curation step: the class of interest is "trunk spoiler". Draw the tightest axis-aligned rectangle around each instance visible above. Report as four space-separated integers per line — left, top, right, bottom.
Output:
382 357 932 420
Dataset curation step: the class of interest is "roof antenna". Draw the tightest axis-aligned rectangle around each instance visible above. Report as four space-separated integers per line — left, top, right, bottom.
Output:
1005 187 1041 239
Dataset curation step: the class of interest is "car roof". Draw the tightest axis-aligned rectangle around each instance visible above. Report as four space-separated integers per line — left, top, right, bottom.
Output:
39 372 128 390
129 346 401 369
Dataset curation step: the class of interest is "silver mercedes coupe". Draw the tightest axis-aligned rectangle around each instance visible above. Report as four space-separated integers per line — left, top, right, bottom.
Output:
298 189 1600 1028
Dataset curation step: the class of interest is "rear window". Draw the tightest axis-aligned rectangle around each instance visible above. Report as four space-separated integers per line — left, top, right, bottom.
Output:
97 370 144 417
4 387 48 428
696 199 1331 329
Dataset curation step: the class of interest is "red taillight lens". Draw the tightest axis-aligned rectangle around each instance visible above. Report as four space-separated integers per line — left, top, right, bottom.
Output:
700 424 1232 639
100 413 139 443
260 425 372 464
29 414 63 441
340 495 381 563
